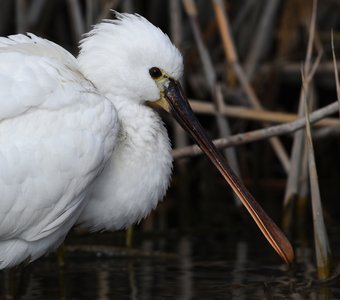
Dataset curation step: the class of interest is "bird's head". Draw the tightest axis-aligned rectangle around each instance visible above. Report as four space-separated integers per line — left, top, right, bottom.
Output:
78 12 183 103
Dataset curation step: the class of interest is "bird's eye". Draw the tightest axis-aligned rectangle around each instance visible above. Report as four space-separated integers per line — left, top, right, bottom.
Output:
149 67 162 79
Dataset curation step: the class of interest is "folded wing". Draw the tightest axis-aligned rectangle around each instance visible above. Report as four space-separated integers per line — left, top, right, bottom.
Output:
0 34 117 268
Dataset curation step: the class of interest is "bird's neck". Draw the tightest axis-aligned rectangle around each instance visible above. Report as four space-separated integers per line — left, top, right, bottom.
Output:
80 97 173 231
112 97 163 144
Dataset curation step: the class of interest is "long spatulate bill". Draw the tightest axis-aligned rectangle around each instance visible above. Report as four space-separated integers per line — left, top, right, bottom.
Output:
154 76 294 264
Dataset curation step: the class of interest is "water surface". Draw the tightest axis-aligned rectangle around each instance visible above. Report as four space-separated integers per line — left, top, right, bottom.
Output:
1 227 340 299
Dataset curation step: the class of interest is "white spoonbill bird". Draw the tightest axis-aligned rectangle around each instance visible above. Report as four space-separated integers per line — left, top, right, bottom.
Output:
0 12 293 269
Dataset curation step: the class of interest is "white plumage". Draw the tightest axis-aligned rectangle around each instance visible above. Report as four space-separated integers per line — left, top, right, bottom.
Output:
0 12 294 268
77 14 182 230
0 13 180 268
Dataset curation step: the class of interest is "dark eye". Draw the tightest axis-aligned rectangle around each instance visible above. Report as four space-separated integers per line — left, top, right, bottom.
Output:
149 67 162 79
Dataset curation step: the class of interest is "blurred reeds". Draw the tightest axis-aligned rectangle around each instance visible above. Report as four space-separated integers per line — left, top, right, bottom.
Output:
4 0 340 279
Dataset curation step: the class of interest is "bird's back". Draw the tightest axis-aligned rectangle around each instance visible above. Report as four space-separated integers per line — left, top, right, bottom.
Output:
0 34 118 268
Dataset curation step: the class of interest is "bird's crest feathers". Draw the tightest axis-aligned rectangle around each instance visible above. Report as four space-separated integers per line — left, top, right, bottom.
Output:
78 12 183 100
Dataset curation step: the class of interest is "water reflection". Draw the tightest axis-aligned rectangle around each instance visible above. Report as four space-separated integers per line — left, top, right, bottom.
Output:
0 230 339 299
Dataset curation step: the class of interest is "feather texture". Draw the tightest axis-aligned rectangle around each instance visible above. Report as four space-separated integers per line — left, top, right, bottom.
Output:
0 12 183 268
0 34 117 268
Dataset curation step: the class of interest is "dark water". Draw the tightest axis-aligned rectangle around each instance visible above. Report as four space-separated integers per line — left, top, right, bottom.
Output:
1 228 340 300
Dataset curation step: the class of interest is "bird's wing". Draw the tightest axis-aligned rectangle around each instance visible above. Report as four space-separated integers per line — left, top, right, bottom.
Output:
0 33 92 121
0 34 118 242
